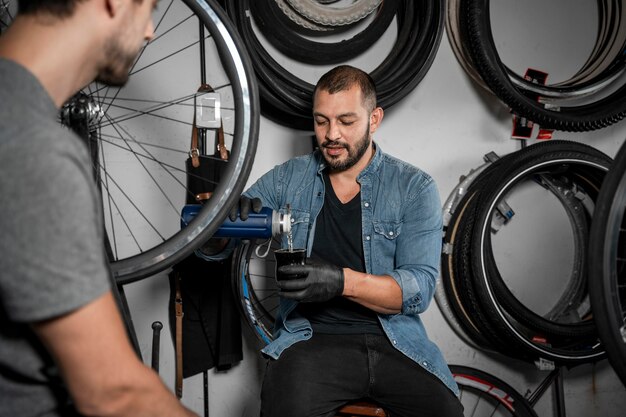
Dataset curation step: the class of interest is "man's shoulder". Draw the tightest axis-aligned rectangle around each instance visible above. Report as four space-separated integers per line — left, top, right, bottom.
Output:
378 151 434 184
0 58 46 101
0 58 61 149
1 116 79 154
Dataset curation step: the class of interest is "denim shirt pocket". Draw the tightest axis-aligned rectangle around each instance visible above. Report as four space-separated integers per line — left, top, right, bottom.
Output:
372 220 402 260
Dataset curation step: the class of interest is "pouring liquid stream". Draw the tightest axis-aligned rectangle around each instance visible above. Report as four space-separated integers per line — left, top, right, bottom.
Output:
286 204 294 252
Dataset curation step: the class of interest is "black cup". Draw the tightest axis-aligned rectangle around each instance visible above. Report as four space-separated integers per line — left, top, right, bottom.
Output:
274 248 306 281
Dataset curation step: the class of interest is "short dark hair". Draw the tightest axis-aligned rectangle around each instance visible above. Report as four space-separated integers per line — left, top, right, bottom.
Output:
313 65 377 112
18 0 88 18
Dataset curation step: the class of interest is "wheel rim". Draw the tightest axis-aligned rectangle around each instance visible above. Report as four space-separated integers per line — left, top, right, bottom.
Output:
60 0 259 283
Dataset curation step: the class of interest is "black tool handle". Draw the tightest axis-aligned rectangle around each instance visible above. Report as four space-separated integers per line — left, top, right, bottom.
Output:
151 321 163 372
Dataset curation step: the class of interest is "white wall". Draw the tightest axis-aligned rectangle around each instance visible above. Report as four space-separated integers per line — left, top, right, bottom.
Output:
124 2 626 416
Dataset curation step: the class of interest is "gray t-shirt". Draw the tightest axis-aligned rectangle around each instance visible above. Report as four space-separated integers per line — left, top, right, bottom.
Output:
0 59 110 416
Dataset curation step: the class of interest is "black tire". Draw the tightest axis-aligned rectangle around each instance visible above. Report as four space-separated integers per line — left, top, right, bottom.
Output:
479 167 595 339
588 138 626 387
452 179 539 361
441 157 529 359
441 191 493 348
443 188 516 355
461 0 626 132
438 160 503 353
470 141 609 363
450 365 539 417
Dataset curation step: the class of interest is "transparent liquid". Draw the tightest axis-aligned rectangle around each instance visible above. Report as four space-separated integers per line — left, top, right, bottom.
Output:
287 229 294 252
286 203 293 252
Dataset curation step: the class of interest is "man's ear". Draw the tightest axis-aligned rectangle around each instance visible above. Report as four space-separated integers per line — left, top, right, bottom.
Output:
370 106 384 134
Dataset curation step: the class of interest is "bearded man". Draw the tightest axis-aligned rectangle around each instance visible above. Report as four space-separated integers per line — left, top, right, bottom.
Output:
238 65 464 417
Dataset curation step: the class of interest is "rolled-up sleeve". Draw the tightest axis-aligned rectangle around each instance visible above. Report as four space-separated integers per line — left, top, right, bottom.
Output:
389 178 442 315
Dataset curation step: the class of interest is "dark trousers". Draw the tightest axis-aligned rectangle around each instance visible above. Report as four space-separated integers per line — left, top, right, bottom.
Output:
260 333 464 417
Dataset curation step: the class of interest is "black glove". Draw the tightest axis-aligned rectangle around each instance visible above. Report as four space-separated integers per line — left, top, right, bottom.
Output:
276 262 344 303
229 195 262 221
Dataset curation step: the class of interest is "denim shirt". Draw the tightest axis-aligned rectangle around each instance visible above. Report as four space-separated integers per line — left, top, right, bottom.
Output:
244 144 459 396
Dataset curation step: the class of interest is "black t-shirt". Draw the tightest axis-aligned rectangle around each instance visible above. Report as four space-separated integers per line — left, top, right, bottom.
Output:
296 171 383 335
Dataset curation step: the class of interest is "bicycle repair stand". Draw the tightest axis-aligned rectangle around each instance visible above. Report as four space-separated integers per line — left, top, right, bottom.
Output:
61 93 142 358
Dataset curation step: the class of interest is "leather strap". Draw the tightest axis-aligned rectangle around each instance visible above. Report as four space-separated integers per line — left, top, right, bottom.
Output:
216 121 228 161
174 273 184 399
190 83 228 168
195 192 213 202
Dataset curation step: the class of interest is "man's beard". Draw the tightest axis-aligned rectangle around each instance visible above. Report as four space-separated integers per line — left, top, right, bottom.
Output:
95 38 137 87
322 125 371 172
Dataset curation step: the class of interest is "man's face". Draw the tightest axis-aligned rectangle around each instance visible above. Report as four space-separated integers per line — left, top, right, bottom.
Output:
96 0 156 86
313 86 374 172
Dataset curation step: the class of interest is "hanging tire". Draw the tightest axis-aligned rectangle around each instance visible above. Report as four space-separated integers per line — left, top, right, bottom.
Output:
459 0 626 132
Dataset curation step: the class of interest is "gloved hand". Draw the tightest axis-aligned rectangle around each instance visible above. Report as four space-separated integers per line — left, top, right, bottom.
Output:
229 195 262 221
276 262 344 303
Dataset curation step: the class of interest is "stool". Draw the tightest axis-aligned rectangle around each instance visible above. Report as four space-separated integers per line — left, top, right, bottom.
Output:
335 400 388 417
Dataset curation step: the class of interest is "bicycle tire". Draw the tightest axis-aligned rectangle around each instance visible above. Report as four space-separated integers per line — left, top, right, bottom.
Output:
441 151 547 361
453 182 540 361
461 0 626 132
443 185 517 356
249 0 397 65
479 173 596 339
588 137 626 387
75 0 260 283
271 0 355 35
436 258 500 354
231 238 280 344
470 141 609 363
440 157 526 355
285 0 381 26
450 365 538 417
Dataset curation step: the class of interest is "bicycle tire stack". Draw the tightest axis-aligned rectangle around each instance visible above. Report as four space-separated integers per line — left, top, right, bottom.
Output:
448 0 626 132
438 140 610 366
440 0 626 384
220 0 445 130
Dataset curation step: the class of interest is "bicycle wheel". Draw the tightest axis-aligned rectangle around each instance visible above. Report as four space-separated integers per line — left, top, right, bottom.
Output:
450 365 538 417
62 0 259 284
231 238 281 344
588 138 626 387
